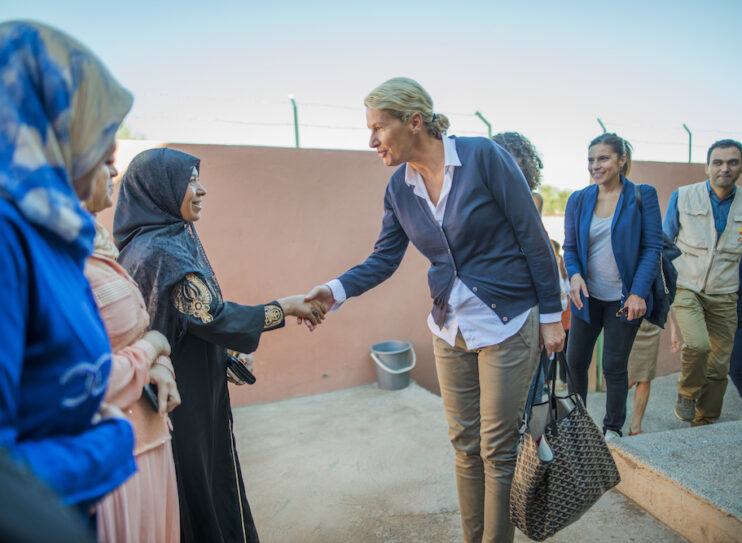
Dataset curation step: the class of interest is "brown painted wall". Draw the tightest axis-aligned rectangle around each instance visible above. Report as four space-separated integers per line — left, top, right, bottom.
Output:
627 161 708 377
100 145 709 405
630 161 707 219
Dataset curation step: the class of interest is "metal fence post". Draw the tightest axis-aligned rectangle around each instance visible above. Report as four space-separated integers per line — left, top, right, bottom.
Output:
289 94 300 148
474 111 492 138
683 123 692 163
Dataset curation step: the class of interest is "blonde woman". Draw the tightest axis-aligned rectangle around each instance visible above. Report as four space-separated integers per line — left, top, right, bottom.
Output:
307 77 564 543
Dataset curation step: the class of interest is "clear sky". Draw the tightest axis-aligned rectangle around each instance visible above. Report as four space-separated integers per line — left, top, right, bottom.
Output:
5 0 742 189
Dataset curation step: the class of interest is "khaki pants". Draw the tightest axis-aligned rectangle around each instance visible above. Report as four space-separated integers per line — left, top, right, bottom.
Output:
628 319 661 383
673 288 737 422
433 309 539 543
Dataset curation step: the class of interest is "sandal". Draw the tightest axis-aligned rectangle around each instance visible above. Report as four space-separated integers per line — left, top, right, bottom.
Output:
628 428 643 436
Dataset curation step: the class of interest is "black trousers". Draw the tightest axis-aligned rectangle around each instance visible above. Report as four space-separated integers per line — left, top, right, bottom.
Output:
566 298 639 435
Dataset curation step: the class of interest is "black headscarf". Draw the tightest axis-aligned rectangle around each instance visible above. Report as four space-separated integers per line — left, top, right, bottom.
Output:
113 148 217 343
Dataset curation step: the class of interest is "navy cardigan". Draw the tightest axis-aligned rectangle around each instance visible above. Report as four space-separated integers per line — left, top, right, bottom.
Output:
563 178 663 324
338 136 562 327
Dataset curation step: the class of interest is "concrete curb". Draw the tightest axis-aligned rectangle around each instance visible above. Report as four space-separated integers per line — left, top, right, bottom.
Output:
609 421 742 543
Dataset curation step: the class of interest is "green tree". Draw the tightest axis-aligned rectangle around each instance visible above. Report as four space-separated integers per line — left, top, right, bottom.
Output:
116 122 144 140
539 184 572 216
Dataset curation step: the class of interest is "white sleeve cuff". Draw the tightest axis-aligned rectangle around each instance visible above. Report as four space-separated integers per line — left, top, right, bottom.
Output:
539 312 562 324
326 279 346 312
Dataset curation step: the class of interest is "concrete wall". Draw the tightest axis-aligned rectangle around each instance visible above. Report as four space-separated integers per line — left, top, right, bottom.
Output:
100 143 709 405
630 161 707 219
627 161 708 377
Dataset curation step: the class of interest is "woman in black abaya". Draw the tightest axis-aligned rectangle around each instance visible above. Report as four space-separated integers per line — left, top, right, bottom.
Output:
113 148 325 543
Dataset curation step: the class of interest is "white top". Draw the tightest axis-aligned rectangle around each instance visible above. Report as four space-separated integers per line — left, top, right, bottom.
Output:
560 275 570 311
327 136 560 349
586 213 623 301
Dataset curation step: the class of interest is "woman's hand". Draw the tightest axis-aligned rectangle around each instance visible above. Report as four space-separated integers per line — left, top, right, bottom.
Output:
235 352 254 373
539 322 565 356
142 330 171 357
296 285 337 331
277 295 326 329
304 285 336 311
620 294 647 321
569 274 589 310
148 356 181 415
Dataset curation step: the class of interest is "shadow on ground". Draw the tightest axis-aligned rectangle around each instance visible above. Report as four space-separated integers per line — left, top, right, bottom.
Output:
231 370 742 542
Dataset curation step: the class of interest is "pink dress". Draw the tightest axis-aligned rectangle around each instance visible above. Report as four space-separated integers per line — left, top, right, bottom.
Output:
86 251 180 543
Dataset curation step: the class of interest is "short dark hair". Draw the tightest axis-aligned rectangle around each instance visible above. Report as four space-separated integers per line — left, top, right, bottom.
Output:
707 139 742 164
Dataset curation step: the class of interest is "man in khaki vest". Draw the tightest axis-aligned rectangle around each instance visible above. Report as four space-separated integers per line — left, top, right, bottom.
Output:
663 139 742 425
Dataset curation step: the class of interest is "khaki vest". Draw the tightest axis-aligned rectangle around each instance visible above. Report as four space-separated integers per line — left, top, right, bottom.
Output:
674 181 742 294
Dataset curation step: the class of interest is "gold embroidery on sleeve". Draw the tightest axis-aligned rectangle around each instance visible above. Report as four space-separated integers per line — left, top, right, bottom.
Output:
173 273 214 323
264 304 284 329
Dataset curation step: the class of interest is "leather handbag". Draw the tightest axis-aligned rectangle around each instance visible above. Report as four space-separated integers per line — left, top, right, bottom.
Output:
509 353 620 541
225 353 256 385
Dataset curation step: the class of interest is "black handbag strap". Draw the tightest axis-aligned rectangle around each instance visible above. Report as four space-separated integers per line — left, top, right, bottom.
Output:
522 356 546 427
634 183 643 212
521 350 580 437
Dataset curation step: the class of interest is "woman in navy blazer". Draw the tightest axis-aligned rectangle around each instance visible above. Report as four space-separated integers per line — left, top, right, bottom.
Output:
563 133 663 439
306 77 564 543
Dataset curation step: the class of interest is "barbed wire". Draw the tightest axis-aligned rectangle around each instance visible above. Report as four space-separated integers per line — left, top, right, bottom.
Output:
132 101 740 153
693 128 742 135
279 100 482 119
287 101 363 112
217 118 368 130
598 119 742 139
217 119 293 127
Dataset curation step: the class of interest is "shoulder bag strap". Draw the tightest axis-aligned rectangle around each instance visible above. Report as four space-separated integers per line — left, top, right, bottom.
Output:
634 183 642 213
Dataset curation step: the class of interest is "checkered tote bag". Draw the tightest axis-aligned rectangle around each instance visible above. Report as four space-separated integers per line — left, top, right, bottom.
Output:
510 353 620 541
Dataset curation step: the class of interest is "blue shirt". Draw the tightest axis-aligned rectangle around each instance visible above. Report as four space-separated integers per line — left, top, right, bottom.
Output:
0 198 135 507
663 180 737 242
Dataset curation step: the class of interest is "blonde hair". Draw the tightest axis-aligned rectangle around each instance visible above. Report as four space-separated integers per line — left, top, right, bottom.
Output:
364 77 450 139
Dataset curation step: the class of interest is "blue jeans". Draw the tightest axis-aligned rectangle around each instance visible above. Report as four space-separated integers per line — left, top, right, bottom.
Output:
566 298 639 435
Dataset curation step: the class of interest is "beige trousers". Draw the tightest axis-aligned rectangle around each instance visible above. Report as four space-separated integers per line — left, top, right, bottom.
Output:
673 288 737 422
433 309 540 543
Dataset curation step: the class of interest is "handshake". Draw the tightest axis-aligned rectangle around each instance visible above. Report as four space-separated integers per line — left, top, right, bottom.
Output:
276 284 336 331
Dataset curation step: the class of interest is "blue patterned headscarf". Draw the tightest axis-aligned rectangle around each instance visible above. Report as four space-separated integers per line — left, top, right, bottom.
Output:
0 21 133 257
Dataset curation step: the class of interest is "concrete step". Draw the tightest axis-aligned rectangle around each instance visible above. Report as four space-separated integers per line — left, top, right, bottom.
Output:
610 422 741 543
584 372 742 543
